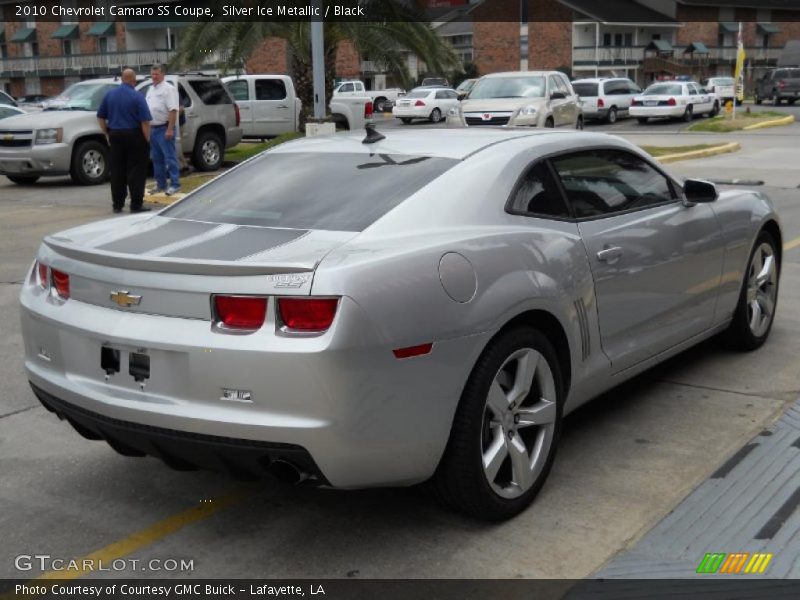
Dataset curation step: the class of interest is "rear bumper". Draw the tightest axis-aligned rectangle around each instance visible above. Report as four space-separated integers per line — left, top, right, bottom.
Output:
629 105 685 118
225 126 243 148
31 383 329 483
20 270 486 488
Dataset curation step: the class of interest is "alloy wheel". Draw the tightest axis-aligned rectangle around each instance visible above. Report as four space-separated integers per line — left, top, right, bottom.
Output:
746 242 778 337
202 140 220 167
481 348 557 499
82 150 105 179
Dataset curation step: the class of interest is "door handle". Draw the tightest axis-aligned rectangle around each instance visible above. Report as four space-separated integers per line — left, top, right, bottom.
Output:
277 105 289 109
187 113 198 119
596 246 623 262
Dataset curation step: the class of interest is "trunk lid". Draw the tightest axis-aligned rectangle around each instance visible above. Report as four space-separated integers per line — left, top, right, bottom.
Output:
41 214 358 320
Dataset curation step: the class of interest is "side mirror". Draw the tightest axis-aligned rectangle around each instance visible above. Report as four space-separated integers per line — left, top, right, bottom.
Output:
683 179 718 203
550 91 567 100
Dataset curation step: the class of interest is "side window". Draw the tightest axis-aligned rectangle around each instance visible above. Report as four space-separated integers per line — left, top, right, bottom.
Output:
550 149 676 218
548 76 559 95
187 80 232 105
448 90 459 99
178 84 191 108
435 90 447 99
255 79 287 100
628 81 642 94
225 80 249 102
687 85 698 95
339 83 354 93
507 162 571 219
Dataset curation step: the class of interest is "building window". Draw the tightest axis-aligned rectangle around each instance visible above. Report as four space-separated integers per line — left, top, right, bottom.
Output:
62 39 73 56
98 36 117 53
615 33 623 46
763 34 770 49
32 42 39 57
603 33 611 46
625 33 633 47
0 44 7 59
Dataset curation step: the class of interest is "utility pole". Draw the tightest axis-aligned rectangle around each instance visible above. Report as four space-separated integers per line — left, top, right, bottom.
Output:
311 0 325 119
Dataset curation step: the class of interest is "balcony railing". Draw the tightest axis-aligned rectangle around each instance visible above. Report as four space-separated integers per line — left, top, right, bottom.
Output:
574 45 782 66
0 49 178 76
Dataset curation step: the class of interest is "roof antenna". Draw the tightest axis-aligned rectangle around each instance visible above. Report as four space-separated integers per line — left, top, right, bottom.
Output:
362 122 385 144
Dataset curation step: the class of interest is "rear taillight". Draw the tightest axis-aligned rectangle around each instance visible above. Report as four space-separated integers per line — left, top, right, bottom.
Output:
234 102 241 127
667 97 677 106
277 298 338 332
213 295 266 330
778 80 786 89
597 98 604 108
631 99 641 106
414 99 426 107
37 261 49 289
364 101 373 119
51 268 70 299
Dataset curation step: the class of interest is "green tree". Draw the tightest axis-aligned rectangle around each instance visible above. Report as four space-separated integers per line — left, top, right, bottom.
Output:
173 3 460 125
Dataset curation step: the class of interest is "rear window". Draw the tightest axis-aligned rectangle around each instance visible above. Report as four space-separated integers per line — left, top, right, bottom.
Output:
188 80 232 105
644 84 682 95
572 83 598 97
404 90 431 99
163 152 458 231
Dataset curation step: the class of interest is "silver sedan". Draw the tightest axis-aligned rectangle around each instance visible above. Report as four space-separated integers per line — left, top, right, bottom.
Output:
20 129 781 520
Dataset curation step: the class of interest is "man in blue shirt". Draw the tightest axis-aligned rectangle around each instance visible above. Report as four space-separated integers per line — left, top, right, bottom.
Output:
97 69 152 213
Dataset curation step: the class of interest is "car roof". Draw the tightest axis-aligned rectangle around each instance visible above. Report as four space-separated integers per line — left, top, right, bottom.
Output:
483 71 561 78
267 128 628 161
572 77 631 83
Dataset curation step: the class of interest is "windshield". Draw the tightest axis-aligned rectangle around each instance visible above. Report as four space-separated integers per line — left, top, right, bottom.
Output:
456 80 475 91
468 76 546 99
163 152 458 231
46 82 118 111
710 77 735 85
643 84 683 95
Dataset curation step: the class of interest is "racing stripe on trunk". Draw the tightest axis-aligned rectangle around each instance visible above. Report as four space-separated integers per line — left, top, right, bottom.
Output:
97 219 218 255
162 226 308 260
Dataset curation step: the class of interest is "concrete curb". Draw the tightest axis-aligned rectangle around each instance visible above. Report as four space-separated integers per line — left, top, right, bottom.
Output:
742 114 796 130
656 142 742 164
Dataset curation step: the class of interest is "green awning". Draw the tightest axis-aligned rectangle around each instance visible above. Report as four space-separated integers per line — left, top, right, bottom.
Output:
51 24 79 40
757 22 780 34
125 21 187 31
646 39 673 52
719 22 739 33
9 27 36 43
87 21 116 37
685 41 710 54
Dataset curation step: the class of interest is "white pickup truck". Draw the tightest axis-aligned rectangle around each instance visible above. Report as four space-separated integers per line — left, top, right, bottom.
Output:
222 74 302 138
329 96 374 131
332 80 405 112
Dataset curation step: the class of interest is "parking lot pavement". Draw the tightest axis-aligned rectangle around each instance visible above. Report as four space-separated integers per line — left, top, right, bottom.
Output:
2 129 800 580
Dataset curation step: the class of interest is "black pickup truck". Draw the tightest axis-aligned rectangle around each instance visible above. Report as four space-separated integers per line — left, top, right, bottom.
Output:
754 67 800 105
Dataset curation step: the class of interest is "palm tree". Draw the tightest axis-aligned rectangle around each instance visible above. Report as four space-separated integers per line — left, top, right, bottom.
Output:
172 3 461 125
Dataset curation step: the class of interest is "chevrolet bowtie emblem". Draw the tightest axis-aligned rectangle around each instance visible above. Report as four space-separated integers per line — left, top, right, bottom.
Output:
109 290 142 307
3 134 13 141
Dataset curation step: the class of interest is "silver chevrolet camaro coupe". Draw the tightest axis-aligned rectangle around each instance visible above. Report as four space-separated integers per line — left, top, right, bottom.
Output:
20 128 781 520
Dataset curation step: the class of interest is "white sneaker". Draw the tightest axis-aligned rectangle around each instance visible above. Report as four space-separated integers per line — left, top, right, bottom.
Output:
147 186 166 195
165 186 181 196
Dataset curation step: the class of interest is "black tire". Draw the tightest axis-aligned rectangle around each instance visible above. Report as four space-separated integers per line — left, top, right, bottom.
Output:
789 98 797 106
575 115 584 130
374 97 388 112
69 140 109 185
772 92 781 107
637 117 649 124
7 175 40 185
682 105 693 122
399 117 413 124
431 326 564 521
544 117 555 128
429 108 442 123
754 92 762 105
710 101 720 117
720 231 780 351
607 107 617 124
192 130 223 172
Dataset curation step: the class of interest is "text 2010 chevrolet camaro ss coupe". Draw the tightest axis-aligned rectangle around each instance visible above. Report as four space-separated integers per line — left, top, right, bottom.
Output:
20 128 781 520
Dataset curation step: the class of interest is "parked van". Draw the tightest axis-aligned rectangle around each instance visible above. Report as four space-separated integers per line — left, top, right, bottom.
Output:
222 75 302 138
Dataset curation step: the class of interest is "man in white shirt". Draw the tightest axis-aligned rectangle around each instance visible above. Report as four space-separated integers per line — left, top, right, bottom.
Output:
145 64 180 195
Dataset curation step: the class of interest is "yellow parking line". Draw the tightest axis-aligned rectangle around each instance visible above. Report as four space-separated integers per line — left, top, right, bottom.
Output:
785 236 800 252
34 488 250 581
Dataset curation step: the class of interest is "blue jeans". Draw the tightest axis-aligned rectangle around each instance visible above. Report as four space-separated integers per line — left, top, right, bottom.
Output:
150 126 180 190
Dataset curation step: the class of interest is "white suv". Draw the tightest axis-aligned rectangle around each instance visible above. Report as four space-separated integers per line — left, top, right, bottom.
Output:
572 77 642 124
